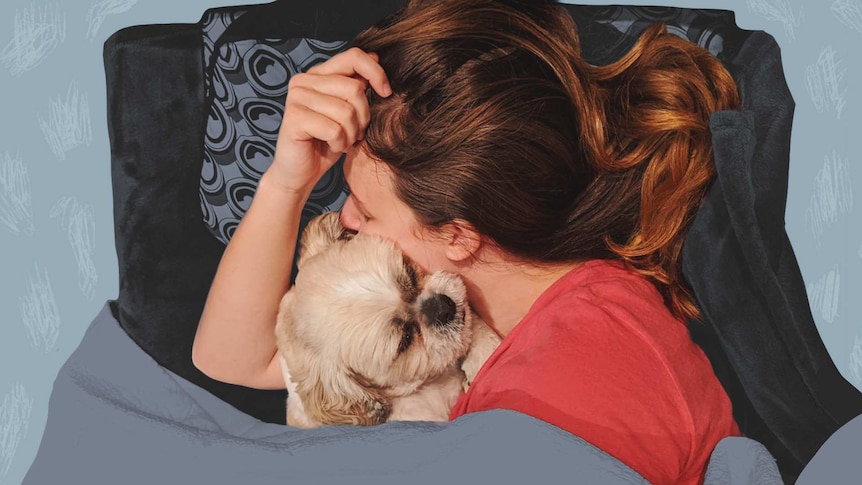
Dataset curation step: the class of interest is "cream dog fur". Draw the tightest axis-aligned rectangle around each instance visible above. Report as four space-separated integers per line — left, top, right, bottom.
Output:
275 212 501 428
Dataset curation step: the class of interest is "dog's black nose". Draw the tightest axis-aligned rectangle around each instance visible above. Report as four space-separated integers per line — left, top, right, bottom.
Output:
420 295 458 327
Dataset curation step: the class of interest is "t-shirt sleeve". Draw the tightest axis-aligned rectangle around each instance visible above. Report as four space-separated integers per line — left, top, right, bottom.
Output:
460 298 697 484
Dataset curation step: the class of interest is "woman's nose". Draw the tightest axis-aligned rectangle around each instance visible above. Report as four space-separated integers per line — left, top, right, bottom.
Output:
339 195 362 232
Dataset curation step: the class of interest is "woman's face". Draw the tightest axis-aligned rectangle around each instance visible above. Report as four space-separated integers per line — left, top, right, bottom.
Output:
339 147 452 274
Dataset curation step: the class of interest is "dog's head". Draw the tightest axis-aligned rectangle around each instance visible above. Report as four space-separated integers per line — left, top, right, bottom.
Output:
276 212 475 426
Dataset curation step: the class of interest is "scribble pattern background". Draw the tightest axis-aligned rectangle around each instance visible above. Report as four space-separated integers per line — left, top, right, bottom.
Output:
0 0 859 483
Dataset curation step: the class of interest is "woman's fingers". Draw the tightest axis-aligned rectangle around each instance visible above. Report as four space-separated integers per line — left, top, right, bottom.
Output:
288 86 363 145
307 47 392 98
284 105 351 155
282 47 389 151
268 46 389 190
288 74 371 130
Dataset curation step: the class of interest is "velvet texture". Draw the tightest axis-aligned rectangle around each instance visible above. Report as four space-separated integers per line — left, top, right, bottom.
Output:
104 19 288 424
683 32 862 484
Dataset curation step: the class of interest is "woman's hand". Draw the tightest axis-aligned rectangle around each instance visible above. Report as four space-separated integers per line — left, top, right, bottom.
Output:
265 47 392 196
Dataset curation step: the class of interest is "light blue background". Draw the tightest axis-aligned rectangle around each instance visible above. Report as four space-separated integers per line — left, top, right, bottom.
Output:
0 0 859 484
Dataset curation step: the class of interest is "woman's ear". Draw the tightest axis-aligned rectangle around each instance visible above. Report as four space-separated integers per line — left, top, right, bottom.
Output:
441 219 482 263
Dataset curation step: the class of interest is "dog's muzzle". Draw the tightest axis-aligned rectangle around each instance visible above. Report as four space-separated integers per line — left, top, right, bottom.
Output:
420 294 458 327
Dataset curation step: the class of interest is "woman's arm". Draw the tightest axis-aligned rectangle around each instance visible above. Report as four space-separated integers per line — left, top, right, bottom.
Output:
191 169 306 389
191 48 391 389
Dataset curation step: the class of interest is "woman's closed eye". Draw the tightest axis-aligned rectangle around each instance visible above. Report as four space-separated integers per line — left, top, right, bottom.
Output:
339 191 374 231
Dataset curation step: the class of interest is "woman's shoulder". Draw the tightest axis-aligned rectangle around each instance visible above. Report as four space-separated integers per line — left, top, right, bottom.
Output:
457 259 738 483
527 258 678 332
566 258 661 295
490 258 720 424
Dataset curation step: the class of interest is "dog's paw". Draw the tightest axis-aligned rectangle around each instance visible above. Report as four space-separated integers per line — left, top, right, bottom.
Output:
348 398 391 426
367 400 390 420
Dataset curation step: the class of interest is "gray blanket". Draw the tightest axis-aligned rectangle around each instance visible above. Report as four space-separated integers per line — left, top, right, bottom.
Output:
24 302 780 484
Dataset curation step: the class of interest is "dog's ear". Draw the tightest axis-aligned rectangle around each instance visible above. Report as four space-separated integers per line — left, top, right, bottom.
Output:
298 211 348 269
297 359 392 426
282 355 322 428
275 291 321 428
274 289 299 358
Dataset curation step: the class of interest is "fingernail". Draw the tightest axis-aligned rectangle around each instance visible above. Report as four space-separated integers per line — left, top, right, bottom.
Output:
383 83 392 97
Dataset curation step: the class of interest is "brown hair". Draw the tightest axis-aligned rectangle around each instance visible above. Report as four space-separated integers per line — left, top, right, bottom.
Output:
352 0 740 320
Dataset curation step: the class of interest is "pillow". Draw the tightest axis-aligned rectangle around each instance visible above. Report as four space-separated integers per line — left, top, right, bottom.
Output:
199 0 407 283
200 33 351 283
200 10 351 246
105 8 291 425
566 6 749 65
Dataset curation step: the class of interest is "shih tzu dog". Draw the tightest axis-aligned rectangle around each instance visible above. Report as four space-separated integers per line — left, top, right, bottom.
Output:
275 212 501 428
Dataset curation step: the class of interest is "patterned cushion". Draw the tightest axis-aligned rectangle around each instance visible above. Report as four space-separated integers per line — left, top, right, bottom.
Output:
200 9 349 253
567 6 748 65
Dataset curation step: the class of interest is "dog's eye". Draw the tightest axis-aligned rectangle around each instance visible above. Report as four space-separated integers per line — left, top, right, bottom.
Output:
399 257 420 302
397 322 418 354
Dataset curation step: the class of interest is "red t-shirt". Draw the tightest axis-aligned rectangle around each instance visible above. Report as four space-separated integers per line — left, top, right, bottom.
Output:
449 259 740 485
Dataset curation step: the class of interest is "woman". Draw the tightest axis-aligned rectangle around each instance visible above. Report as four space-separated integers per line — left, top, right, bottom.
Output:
193 0 741 483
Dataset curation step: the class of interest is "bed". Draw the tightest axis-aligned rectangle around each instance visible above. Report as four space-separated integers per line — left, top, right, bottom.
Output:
23 1 862 483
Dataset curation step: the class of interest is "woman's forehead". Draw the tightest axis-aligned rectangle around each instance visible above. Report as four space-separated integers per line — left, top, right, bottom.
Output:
344 148 394 196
